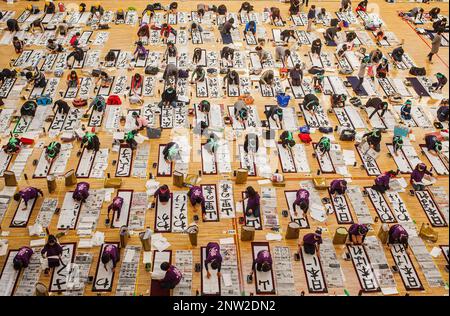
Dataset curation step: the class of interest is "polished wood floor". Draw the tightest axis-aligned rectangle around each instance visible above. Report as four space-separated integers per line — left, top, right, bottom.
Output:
0 0 448 296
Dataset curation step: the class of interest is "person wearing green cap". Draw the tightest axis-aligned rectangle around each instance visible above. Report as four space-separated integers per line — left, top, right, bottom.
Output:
233 100 249 124
163 142 180 162
431 72 447 92
392 135 404 154
315 136 331 156
45 141 61 162
425 134 443 155
366 97 388 119
124 130 138 150
204 133 220 154
3 137 21 154
159 86 178 108
280 130 296 149
362 129 382 152
20 100 37 117
400 100 412 121
81 131 100 151
302 93 319 112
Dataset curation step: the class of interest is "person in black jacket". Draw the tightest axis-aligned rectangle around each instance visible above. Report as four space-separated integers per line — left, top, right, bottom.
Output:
25 67 46 88
6 19 20 32
159 87 178 108
429 7 440 20
391 46 404 62
264 105 283 129
311 38 322 56
366 97 388 119
280 130 295 149
362 129 382 152
431 73 448 92
437 103 449 123
53 100 70 115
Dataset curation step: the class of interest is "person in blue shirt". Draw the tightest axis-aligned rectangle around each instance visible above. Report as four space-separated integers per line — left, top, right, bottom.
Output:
244 20 256 35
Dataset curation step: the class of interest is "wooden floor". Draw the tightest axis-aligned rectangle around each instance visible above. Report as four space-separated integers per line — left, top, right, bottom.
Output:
0 0 448 296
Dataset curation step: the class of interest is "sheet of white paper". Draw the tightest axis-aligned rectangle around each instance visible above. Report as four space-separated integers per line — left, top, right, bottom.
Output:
430 247 442 258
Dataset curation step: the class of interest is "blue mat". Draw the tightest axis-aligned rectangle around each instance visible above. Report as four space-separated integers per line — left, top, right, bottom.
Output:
347 76 368 96
406 77 430 97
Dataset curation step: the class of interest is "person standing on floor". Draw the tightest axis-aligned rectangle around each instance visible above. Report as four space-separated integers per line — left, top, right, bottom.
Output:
355 56 370 92
428 31 442 63
311 38 322 56
204 242 222 279
307 5 316 32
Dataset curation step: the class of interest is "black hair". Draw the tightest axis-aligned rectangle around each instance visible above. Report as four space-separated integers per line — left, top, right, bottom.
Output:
299 201 308 211
211 261 219 270
246 186 257 198
13 193 21 201
47 235 57 244
160 262 170 271
13 259 23 271
101 252 111 264
261 262 271 272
